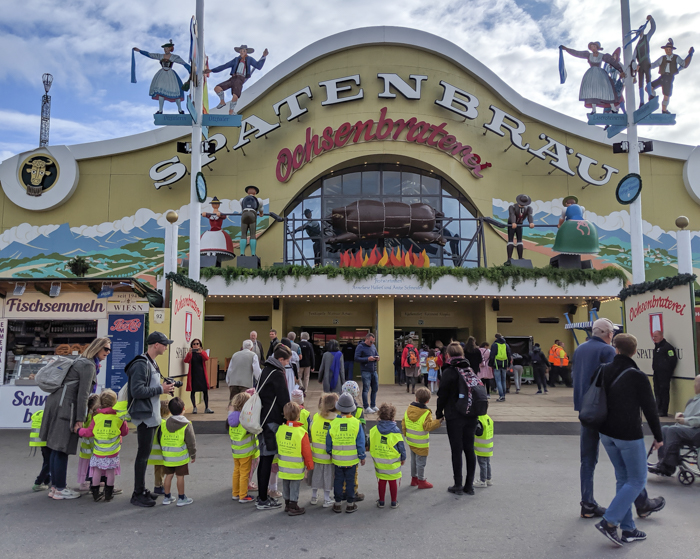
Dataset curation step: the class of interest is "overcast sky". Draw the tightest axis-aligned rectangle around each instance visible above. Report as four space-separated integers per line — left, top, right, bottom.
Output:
1 0 699 162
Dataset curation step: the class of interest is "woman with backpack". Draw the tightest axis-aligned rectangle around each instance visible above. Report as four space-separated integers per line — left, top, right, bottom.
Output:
39 337 111 500
436 342 486 496
401 337 421 394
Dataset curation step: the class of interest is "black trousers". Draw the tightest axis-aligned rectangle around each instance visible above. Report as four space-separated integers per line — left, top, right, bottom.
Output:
659 425 700 467
134 423 157 495
34 446 52 485
257 453 276 501
190 387 209 409
549 366 572 387
533 367 548 391
653 372 671 416
445 415 478 489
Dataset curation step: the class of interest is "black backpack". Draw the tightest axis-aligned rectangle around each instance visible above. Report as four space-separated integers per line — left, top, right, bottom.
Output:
455 368 489 417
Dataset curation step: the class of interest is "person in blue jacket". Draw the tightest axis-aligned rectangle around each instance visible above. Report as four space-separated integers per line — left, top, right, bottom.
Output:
355 333 380 414
206 44 268 114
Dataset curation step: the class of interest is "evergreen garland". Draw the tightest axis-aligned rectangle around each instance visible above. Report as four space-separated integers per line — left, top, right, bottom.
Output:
618 273 697 301
166 272 209 297
200 264 627 290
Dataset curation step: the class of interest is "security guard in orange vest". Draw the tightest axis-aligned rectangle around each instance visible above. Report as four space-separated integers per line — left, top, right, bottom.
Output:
548 340 572 388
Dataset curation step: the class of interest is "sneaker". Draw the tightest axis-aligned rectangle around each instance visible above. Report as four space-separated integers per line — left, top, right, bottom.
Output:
536 390 542 394
595 519 623 547
322 499 334 508
78 481 91 492
416 479 433 489
516 389 520 394
581 501 606 518
621 529 647 543
496 397 505 402
371 407 379 413
365 407 374 415
310 495 318 505
47 487 56 498
192 407 198 414
486 479 493 486
247 483 259 492
345 503 358 513
113 487 123 495
268 490 282 499
33 483 49 492
52 488 81 500
239 496 255 503
410 477 419 487
636 496 665 518
152 486 165 495
390 501 399 509
131 491 156 508
162 495 174 505
204 408 214 414
354 493 365 502
376 500 385 508
473 480 488 488
648 464 674 477
177 496 194 507
256 497 282 510
447 485 464 496
332 502 342 513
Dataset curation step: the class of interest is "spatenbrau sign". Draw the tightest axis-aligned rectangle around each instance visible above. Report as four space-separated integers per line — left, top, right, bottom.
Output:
628 295 687 322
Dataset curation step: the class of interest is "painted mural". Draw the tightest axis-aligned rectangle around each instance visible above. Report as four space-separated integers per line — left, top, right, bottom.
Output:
0 198 270 281
493 198 700 281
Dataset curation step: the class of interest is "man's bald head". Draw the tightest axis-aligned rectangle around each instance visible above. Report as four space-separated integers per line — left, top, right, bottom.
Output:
652 331 664 344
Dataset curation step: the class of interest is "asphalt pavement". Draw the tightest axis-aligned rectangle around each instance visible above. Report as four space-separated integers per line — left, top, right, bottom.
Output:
1 429 697 559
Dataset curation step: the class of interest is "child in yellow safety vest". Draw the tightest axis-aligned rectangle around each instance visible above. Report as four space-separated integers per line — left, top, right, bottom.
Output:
341 381 367 502
310 392 339 508
276 401 314 516
401 386 443 489
291 389 310 432
156 397 196 507
370 403 406 509
326 393 366 514
227 392 259 503
473 414 494 488
150 399 171 496
29 408 51 492
76 394 100 492
78 389 129 502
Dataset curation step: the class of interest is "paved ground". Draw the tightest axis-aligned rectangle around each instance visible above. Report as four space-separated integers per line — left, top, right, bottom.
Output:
1 429 697 559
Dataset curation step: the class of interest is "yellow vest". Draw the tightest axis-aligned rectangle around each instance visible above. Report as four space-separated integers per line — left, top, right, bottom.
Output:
300 408 310 433
275 423 306 480
475 414 494 457
113 400 129 421
92 413 123 457
229 424 260 459
403 409 430 449
79 416 94 459
369 426 403 480
160 420 190 467
148 425 163 466
329 416 360 467
29 410 46 448
310 413 334 465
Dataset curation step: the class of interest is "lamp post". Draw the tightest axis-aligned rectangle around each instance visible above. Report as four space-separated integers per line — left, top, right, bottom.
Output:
40 73 53 147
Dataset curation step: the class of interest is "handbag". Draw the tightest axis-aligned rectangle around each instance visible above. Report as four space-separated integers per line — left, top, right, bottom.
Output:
240 368 277 435
578 365 636 429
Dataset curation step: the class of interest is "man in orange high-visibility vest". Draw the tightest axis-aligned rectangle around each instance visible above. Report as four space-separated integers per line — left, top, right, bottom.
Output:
548 340 572 387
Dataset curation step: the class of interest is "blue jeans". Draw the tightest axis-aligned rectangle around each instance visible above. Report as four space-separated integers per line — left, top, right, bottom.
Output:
344 361 354 383
49 449 68 490
600 435 647 531
334 465 357 503
493 368 507 398
361 371 378 409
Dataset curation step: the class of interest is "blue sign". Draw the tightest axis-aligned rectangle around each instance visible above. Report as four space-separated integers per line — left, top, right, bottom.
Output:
106 314 145 392
616 173 643 205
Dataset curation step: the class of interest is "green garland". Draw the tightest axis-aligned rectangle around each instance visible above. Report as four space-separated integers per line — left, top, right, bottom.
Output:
619 273 697 301
200 264 627 290
166 272 209 297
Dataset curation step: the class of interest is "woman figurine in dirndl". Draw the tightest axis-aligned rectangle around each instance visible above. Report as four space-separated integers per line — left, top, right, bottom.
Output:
133 40 191 114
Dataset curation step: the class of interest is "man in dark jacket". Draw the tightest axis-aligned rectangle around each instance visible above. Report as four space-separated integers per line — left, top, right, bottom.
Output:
651 331 678 417
125 331 175 508
488 334 511 402
355 333 379 413
298 332 315 391
266 329 279 359
529 343 550 394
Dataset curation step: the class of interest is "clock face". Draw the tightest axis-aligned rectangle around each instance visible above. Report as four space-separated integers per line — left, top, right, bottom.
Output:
615 173 642 205
196 172 207 203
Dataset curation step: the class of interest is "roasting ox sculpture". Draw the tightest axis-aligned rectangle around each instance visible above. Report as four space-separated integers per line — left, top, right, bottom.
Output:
327 200 446 245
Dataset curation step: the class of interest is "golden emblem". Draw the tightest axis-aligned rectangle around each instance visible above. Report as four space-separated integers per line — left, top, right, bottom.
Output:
18 154 60 197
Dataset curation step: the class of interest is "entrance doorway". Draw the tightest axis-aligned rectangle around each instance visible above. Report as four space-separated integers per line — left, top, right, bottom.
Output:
395 328 459 349
301 327 370 378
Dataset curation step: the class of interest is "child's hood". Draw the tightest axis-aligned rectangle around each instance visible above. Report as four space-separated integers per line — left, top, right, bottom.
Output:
377 419 401 435
95 407 117 415
166 415 190 430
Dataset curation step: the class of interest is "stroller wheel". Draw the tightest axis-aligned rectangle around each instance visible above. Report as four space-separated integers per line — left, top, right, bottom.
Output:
678 469 695 486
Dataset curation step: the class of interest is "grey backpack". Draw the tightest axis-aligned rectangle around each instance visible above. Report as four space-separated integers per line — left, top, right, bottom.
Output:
35 356 76 394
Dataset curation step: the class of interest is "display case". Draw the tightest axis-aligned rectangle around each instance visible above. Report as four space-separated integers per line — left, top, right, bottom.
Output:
9 354 79 386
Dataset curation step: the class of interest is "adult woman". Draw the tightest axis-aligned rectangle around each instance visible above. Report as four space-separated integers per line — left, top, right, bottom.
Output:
184 339 212 414
256 344 292 509
464 337 482 380
40 337 111 500
595 334 663 546
478 342 495 395
133 40 191 114
280 338 300 398
436 342 480 496
317 339 344 394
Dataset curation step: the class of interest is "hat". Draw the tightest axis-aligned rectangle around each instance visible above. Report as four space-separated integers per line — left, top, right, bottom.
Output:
161 39 174 49
147 331 173 345
210 196 221 204
336 393 357 414
291 389 304 404
562 195 579 205
661 38 676 50
516 194 531 206
234 44 254 54
342 381 360 402
245 185 260 194
588 41 603 51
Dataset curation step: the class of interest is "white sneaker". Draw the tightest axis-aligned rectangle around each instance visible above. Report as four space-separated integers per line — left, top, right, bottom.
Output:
365 407 374 415
371 407 379 413
163 495 174 505
177 496 194 507
52 488 81 500
310 495 318 505
47 486 56 498
486 479 493 486
322 499 334 508
473 480 488 488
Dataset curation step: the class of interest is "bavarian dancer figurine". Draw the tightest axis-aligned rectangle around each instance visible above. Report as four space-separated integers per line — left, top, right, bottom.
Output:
205 44 268 115
132 40 191 114
650 38 694 114
507 194 534 261
239 186 263 257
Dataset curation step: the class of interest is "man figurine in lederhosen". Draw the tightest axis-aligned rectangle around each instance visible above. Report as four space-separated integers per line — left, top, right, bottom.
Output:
205 44 269 115
240 186 263 257
650 38 694 114
507 194 534 261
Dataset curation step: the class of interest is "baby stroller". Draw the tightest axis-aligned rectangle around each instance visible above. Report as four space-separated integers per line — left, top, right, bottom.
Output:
648 443 700 486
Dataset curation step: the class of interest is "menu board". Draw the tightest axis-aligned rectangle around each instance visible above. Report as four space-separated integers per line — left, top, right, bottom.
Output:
106 314 145 391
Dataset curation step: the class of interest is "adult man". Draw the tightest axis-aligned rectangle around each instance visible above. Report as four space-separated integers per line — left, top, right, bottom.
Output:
125 331 175 508
506 194 534 261
651 330 678 417
227 340 261 398
649 374 700 477
287 332 301 357
488 334 511 402
650 38 694 113
298 332 315 391
355 333 379 414
572 318 664 519
248 330 265 363
206 44 269 114
266 329 279 359
401 337 421 395
548 340 572 387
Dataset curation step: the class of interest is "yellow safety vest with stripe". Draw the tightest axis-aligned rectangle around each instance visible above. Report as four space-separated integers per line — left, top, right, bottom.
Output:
229 424 260 459
369 426 403 480
310 413 334 465
275 423 306 480
79 416 94 459
92 413 124 457
113 400 129 421
148 425 163 466
160 420 190 467
403 409 430 449
29 410 46 448
474 414 494 457
300 408 310 433
329 416 360 467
